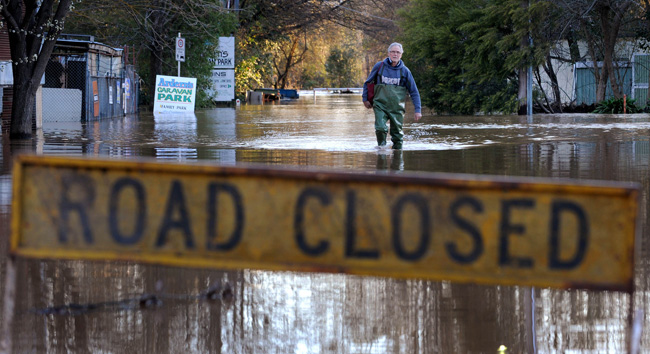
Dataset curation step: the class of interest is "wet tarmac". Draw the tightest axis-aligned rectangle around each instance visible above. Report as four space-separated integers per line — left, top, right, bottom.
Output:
1 94 650 352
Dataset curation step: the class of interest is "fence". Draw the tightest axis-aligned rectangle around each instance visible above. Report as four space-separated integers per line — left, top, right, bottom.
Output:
43 44 140 123
633 54 650 108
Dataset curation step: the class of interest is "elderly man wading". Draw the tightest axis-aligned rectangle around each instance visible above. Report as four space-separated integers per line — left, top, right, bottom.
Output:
362 42 422 150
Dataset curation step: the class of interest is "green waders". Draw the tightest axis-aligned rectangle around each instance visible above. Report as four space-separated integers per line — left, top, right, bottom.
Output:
373 83 407 149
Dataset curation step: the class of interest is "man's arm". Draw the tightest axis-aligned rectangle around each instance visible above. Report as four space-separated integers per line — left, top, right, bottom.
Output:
405 69 422 120
362 62 381 103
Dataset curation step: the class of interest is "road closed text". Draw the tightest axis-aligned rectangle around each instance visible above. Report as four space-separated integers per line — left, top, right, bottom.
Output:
12 156 639 291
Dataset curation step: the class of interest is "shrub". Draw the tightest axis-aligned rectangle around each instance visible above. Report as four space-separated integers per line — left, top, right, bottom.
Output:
593 96 641 114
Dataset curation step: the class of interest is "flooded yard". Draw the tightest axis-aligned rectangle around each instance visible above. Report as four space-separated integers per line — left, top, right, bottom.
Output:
1 94 650 352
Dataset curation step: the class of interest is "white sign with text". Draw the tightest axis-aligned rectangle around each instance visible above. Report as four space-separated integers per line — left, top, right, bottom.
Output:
154 75 197 114
211 37 235 69
207 69 235 101
176 37 186 62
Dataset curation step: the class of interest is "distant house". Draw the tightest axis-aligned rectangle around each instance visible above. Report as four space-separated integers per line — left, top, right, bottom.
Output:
0 33 140 135
0 25 17 136
538 40 650 108
43 34 140 123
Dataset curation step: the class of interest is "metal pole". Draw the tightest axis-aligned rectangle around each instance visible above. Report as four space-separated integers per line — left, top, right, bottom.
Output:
527 2 533 120
527 65 533 118
178 33 181 77
0 256 16 354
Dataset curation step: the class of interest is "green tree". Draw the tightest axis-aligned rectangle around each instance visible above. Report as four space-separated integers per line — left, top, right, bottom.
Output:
325 46 359 87
399 0 548 114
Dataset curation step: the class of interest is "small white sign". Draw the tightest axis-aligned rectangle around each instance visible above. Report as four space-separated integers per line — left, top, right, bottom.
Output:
176 37 185 62
207 69 235 101
211 37 235 69
116 81 121 104
154 75 197 114
0 61 12 85
124 78 131 99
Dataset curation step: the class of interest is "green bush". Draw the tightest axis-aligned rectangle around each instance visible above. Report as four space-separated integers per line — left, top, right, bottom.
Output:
593 96 641 114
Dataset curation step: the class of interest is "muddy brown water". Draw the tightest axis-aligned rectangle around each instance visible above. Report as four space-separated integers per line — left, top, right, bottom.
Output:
1 94 650 353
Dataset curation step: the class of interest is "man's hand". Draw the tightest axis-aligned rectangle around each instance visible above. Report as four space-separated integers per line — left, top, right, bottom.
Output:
414 113 422 121
363 101 373 109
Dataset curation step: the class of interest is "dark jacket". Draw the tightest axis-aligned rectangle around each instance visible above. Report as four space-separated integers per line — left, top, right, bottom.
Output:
362 58 421 113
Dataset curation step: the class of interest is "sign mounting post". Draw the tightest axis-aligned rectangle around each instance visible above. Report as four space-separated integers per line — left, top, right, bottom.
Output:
176 33 185 77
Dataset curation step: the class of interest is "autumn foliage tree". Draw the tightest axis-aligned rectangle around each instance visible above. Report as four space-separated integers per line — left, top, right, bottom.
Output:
235 0 404 91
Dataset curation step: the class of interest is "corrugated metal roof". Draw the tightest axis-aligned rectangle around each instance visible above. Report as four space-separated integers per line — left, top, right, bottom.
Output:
53 34 123 57
0 27 10 61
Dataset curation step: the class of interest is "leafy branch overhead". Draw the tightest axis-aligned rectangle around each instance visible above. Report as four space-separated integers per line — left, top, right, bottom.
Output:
399 0 646 114
64 0 404 98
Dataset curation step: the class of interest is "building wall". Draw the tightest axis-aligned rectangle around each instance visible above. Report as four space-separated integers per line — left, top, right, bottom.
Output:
538 39 650 106
1 88 11 136
537 41 575 105
0 25 11 136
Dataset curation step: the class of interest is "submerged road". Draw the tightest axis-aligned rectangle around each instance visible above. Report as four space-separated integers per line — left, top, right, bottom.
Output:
1 94 649 353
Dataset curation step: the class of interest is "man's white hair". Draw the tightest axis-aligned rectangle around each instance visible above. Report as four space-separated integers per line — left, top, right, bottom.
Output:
388 42 403 53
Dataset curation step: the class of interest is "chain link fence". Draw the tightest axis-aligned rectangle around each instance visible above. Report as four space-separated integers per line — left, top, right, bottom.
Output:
43 41 140 123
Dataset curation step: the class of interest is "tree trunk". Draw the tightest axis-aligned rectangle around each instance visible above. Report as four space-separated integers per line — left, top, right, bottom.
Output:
600 2 630 100
517 0 528 115
3 0 73 139
273 35 308 90
543 55 562 112
585 36 608 102
518 68 528 115
276 39 298 89
9 49 50 139
10 78 36 139
581 17 608 102
149 45 165 103
599 5 622 99
596 66 609 102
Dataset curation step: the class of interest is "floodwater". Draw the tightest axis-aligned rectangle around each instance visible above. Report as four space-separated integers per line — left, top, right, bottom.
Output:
1 94 650 353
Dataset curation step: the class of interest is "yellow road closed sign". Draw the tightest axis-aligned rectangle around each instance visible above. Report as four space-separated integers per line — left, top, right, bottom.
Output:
11 155 640 292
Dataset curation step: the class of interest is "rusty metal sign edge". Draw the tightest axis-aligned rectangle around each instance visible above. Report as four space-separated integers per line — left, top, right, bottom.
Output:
12 154 642 194
10 248 635 293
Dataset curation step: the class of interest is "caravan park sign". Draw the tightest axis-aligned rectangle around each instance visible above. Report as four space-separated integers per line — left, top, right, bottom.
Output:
209 36 235 102
211 36 235 69
154 75 197 114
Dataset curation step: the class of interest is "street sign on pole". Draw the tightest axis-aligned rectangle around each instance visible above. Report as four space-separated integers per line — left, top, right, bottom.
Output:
176 33 184 77
176 36 185 62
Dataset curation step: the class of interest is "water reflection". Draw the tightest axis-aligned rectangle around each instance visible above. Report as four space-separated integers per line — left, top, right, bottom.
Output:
376 150 404 171
1 95 650 352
